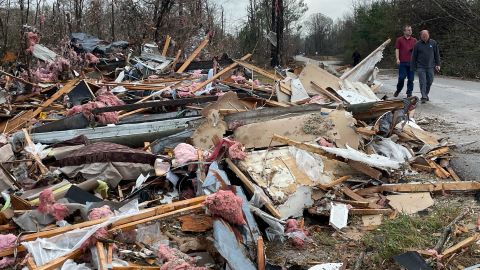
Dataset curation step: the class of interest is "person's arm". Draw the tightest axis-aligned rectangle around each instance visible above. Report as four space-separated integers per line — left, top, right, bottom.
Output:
395 49 400 65
410 44 418 71
434 41 441 71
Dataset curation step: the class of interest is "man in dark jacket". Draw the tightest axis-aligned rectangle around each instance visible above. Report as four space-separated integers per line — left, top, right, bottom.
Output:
411 30 441 103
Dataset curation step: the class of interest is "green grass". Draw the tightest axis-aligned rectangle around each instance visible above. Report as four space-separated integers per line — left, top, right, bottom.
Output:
363 205 462 263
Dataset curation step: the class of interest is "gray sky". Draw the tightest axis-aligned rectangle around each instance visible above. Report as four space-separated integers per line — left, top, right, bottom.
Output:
218 0 354 32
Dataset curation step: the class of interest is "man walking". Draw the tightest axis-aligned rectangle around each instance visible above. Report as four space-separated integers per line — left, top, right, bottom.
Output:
411 30 441 103
394 25 416 97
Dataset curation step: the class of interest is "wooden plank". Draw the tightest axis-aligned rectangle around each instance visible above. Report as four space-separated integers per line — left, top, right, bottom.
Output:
176 36 209 73
271 134 332 158
36 248 82 270
110 204 204 232
349 209 393 215
96 242 107 270
23 129 49 175
447 167 461 181
311 81 343 103
441 233 480 257
191 54 252 93
340 187 382 209
27 257 37 270
161 35 171 56
425 146 450 159
32 79 80 118
348 160 382 180
412 164 435 172
226 158 281 218
107 244 113 265
170 49 182 70
178 214 213 232
333 199 369 208
318 175 351 190
0 196 206 257
356 181 480 196
234 59 291 95
257 236 265 270
355 127 377 136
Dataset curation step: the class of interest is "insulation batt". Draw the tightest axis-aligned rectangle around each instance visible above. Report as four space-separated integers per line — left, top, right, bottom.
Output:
204 190 246 225
284 219 309 248
157 244 206 270
85 53 100 65
173 143 198 165
38 189 69 221
81 206 114 249
231 75 246 84
66 88 124 125
207 138 247 161
25 32 39 54
0 234 16 268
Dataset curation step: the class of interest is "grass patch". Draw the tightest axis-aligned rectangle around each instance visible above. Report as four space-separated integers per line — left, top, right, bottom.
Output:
363 205 462 263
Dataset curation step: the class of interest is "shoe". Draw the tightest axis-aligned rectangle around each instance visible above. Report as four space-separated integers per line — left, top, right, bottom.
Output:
393 90 400 97
427 96 430 101
421 98 427 104
407 94 412 98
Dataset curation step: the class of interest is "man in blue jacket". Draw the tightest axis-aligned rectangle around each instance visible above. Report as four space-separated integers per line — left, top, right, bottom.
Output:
411 30 441 103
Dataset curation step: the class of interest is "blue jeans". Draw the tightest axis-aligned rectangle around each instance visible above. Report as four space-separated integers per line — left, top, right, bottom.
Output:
417 67 434 99
397 62 415 96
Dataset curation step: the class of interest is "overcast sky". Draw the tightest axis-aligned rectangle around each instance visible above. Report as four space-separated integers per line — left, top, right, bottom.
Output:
217 0 354 32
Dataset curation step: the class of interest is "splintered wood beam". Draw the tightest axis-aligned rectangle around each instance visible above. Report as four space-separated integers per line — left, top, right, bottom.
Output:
311 82 343 103
257 236 265 270
170 49 182 70
0 196 207 258
348 160 382 180
340 187 382 209
226 158 281 218
36 248 82 270
234 59 291 95
191 54 252 93
161 35 171 56
318 175 351 190
96 242 107 270
440 233 480 257
176 36 209 73
22 128 49 175
356 181 480 196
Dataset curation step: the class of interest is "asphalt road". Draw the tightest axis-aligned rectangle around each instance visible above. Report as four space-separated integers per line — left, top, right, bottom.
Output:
294 55 480 180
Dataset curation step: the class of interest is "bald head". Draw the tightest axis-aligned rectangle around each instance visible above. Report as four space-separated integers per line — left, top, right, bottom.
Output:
420 30 430 42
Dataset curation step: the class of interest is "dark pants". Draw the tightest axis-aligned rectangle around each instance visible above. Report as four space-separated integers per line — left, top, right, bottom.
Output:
397 62 414 96
417 67 434 99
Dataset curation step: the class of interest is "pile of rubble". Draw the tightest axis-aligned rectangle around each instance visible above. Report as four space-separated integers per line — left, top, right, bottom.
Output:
0 32 478 270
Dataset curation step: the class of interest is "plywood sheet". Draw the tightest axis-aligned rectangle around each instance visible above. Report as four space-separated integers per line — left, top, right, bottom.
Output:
299 63 341 95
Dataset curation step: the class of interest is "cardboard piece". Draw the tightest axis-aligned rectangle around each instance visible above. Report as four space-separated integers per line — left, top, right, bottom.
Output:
387 192 434 214
362 214 382 226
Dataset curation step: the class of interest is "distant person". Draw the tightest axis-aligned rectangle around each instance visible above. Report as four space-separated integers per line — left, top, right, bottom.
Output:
394 25 417 98
411 30 441 103
352 50 361 66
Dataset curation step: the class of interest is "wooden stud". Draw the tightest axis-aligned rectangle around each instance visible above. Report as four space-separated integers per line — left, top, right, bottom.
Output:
347 160 382 180
27 257 37 270
340 187 383 209
447 167 461 181
22 129 49 175
441 233 480 257
191 54 252 93
349 209 393 215
96 242 107 270
257 236 265 270
311 81 344 103
107 244 113 265
356 181 480 196
318 175 351 189
176 36 209 73
161 35 171 56
36 248 82 270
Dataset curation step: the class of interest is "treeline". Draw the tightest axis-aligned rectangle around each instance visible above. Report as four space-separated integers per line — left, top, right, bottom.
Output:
303 0 480 79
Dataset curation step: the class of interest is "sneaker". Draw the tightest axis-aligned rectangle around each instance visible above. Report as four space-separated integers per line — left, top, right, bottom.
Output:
421 98 427 104
393 90 401 97
407 94 412 98
427 96 430 101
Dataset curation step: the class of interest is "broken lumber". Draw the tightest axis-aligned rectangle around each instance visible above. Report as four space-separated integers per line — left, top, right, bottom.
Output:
257 236 265 270
178 214 213 232
318 175 351 189
340 187 382 209
434 209 469 253
447 167 461 181
191 54 252 93
36 248 82 270
356 181 480 196
96 242 107 270
176 36 209 73
348 160 382 180
234 59 291 95
349 209 393 215
426 146 450 159
311 81 343 103
440 233 480 258
161 35 171 56
22 128 49 175
226 158 281 218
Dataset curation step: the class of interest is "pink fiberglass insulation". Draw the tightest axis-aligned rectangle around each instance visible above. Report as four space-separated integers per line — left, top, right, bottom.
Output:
157 244 206 270
204 190 246 225
38 189 70 221
85 53 100 65
231 75 246 84
25 32 39 54
177 83 199 98
192 70 203 78
66 89 123 125
284 219 309 248
0 234 17 251
81 206 114 250
316 137 334 148
174 143 198 165
207 138 247 161
0 257 15 268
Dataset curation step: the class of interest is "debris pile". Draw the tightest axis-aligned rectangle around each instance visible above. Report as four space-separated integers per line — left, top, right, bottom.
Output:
0 32 478 270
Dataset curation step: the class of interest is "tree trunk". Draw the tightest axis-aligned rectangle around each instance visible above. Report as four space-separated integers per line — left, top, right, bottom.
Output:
270 0 283 67
111 0 115 41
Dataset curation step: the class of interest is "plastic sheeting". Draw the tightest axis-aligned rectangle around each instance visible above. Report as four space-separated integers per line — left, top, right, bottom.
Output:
372 138 413 163
22 200 139 267
320 145 402 170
